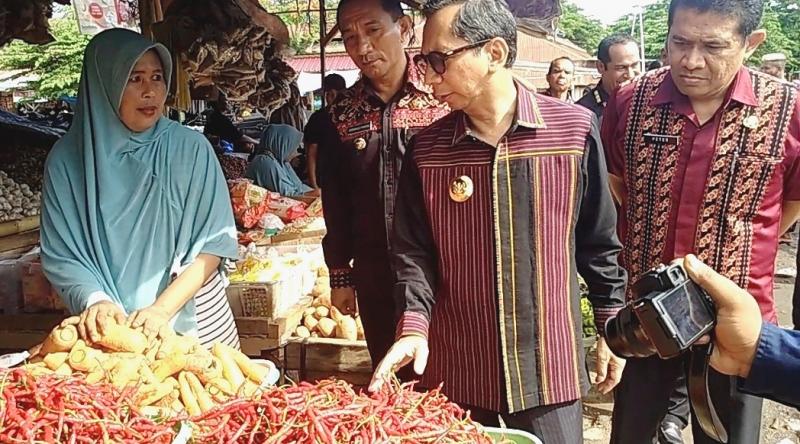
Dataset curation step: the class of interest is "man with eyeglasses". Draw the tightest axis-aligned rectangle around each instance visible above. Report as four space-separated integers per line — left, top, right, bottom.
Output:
319 0 448 370
577 34 641 124
368 0 626 441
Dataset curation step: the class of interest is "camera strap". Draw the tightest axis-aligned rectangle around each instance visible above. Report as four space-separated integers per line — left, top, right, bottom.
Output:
688 343 728 443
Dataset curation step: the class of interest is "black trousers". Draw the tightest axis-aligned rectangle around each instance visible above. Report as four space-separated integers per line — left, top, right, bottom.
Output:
467 400 583 444
793 242 800 330
663 372 690 428
463 399 583 444
352 255 397 368
611 354 762 444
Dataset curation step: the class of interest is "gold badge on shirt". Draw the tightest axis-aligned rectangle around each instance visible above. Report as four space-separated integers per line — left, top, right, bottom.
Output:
449 176 474 203
743 115 760 130
354 138 367 150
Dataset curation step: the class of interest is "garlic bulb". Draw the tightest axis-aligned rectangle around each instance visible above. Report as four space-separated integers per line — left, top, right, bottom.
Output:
0 170 41 222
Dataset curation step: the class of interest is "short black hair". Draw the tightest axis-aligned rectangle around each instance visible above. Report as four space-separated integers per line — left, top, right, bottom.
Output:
337 0 404 27
548 57 574 75
423 0 517 68
322 73 346 92
668 0 764 38
646 60 663 71
597 34 638 65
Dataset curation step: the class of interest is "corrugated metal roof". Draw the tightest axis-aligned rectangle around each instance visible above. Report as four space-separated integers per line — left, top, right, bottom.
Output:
288 54 358 73
288 29 592 74
0 70 38 92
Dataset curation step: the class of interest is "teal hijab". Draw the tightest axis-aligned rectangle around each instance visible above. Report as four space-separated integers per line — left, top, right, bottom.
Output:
40 28 238 335
245 124 312 196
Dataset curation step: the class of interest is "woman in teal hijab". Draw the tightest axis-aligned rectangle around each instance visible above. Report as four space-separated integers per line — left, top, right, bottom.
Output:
245 124 316 197
40 28 240 349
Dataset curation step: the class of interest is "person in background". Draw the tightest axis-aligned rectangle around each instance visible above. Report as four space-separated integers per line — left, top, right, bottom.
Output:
371 0 627 441
603 0 800 442
304 74 346 189
542 56 576 101
320 0 449 369
246 124 318 198
269 82 307 132
203 91 257 153
40 29 241 351
646 60 663 71
579 33 687 444
577 34 640 123
761 52 787 80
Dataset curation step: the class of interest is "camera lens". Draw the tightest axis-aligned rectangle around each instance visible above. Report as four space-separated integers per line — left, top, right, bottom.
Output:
604 307 658 358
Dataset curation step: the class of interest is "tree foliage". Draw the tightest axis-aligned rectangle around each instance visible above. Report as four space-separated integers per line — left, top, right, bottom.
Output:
608 0 669 61
0 10 90 99
607 0 799 73
556 2 607 55
260 0 342 54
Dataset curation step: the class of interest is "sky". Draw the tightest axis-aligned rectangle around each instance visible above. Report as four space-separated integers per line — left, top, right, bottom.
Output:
569 0 658 25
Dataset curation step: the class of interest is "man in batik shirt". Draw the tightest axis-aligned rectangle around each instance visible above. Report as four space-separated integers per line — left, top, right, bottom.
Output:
602 0 800 442
320 0 448 366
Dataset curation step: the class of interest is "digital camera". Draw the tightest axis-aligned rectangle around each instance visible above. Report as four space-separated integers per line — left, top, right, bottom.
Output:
605 263 716 359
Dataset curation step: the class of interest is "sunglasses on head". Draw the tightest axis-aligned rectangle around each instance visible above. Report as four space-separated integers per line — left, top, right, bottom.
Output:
413 39 493 76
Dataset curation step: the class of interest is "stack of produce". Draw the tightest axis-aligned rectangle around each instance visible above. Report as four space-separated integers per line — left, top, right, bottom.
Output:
0 170 41 222
0 368 180 443
0 143 49 191
294 277 366 341
1 372 495 443
191 379 494 443
19 320 274 417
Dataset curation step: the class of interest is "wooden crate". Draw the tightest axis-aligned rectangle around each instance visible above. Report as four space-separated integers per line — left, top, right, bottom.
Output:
285 337 373 387
0 230 40 254
0 313 65 352
235 296 311 357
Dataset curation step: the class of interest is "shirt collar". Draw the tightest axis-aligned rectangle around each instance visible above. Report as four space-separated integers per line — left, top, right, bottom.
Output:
651 67 759 111
451 80 546 146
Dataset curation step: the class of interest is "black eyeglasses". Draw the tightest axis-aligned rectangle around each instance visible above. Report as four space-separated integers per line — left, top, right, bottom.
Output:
413 39 492 76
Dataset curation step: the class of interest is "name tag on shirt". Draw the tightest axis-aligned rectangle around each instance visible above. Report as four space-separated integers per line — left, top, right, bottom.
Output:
346 122 373 136
644 133 680 146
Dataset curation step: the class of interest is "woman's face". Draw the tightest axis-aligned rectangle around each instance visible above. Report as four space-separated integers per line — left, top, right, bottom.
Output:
119 50 167 132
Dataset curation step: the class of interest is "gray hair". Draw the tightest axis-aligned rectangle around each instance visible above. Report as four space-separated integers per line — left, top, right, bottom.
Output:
423 0 517 68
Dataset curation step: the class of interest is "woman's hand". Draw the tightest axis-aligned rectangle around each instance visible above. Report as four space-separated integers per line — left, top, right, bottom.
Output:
127 305 173 342
78 301 126 343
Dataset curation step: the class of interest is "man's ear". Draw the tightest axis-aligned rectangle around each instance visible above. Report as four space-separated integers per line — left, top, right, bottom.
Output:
486 37 510 72
596 60 606 75
744 29 766 58
398 15 414 46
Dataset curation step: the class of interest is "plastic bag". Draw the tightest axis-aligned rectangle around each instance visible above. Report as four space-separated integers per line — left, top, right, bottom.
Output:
268 196 307 222
258 213 285 234
228 179 272 229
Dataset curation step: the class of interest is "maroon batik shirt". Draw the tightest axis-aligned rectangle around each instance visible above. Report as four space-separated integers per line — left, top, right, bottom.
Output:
603 67 800 323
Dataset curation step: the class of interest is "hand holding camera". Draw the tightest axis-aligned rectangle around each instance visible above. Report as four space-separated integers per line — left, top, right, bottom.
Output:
605 254 763 443
680 255 762 378
604 254 762 378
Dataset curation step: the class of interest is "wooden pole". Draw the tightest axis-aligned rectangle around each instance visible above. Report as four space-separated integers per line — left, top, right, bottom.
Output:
319 0 327 107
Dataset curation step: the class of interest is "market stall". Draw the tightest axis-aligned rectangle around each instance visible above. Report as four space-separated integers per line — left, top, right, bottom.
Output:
0 0 557 440
1 318 542 442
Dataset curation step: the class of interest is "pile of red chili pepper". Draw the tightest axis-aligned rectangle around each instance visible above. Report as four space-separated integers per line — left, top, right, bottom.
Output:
0 368 180 443
191 379 494 444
